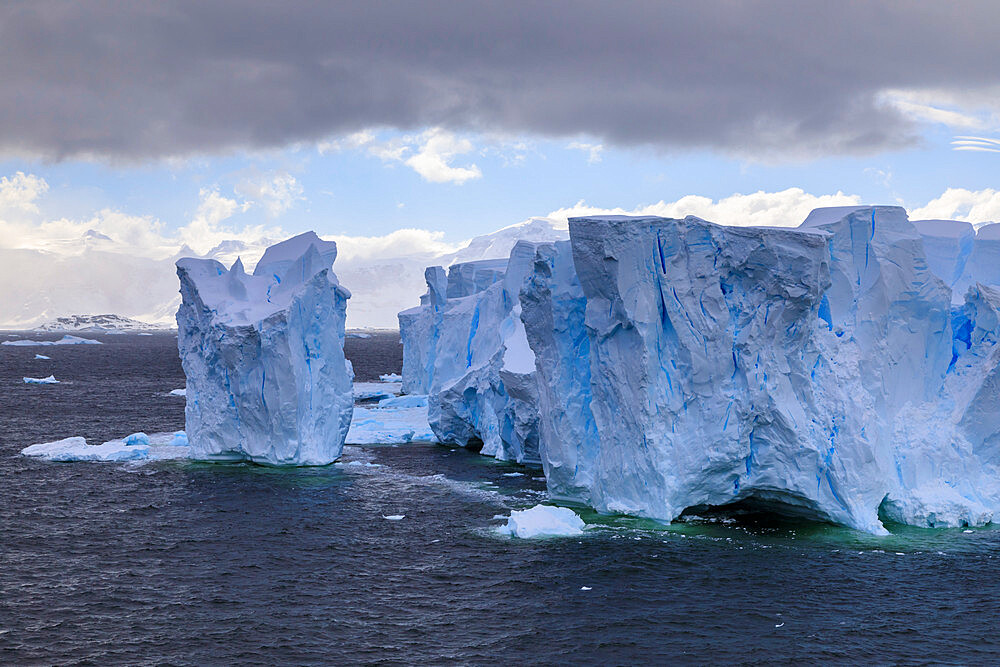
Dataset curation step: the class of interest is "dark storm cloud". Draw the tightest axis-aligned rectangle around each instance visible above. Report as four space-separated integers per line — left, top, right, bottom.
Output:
1 1 998 160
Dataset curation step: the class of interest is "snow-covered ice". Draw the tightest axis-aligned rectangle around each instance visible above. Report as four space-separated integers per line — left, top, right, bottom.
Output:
176 231 354 466
378 394 428 408
497 504 586 538
346 404 438 444
3 335 102 346
517 206 1000 533
21 431 191 462
23 375 59 384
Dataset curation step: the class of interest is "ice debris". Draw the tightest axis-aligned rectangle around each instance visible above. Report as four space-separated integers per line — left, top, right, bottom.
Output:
497 504 586 538
3 335 102 346
176 231 354 466
379 372 403 382
23 375 59 384
21 431 190 462
34 354 50 360
168 388 186 396
347 405 438 444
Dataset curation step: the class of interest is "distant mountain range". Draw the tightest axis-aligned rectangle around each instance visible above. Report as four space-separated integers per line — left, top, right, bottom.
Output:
34 314 167 332
1 217 568 330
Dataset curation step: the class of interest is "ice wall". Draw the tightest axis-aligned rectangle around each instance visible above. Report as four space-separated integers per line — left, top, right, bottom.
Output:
399 245 542 464
176 231 354 465
521 207 1000 533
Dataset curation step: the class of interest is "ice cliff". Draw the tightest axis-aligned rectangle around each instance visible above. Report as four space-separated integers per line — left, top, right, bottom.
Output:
399 246 542 464
176 231 354 465
515 206 1000 533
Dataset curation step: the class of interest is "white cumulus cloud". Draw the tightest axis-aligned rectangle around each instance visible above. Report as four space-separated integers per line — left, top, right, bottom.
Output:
909 188 1000 223
546 188 862 228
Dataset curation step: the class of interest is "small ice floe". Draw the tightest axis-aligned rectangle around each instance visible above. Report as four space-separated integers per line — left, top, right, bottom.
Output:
23 375 59 384
138 332 153 336
497 504 585 538
346 332 372 339
379 372 403 382
34 354 50 360
775 623 785 628
21 431 190 462
383 514 405 521
168 388 186 397
502 472 524 477
580 586 592 591
353 382 402 401
377 394 427 408
964 529 975 534
3 335 102 346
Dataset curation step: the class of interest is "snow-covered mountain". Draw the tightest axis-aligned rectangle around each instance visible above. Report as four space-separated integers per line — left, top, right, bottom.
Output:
0 218 567 329
35 314 166 332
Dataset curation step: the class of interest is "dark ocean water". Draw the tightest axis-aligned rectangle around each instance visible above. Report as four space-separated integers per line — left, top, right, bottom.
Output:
2 332 1000 665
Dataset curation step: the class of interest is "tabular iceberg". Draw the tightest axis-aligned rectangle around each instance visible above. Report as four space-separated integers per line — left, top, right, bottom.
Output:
519 206 1000 533
176 231 354 466
399 245 542 464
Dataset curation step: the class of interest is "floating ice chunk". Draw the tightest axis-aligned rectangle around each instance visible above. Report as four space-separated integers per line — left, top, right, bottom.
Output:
176 232 354 466
379 372 403 382
3 335 102 346
22 437 148 462
22 431 190 462
346 405 438 444
34 354 50 360
347 332 372 339
124 432 151 446
377 394 428 408
497 504 585 538
354 382 401 401
23 375 59 384
580 586 592 591
168 388 186 396
383 514 405 521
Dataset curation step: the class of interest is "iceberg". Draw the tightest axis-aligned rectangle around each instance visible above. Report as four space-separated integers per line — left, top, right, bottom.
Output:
399 245 542 464
168 388 186 397
176 231 354 466
379 372 403 382
23 375 59 384
3 335 101 346
518 207 1000 533
497 504 586 538
34 354 50 360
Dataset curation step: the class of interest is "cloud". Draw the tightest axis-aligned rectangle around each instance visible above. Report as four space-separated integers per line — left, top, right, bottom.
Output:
234 170 304 216
4 3 1000 161
909 188 1000 223
322 127 482 184
0 172 48 216
567 141 603 164
547 188 862 228
951 136 1000 154
404 129 481 184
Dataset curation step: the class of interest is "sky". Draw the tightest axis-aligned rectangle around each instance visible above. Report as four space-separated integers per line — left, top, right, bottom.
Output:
2 2 1000 324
